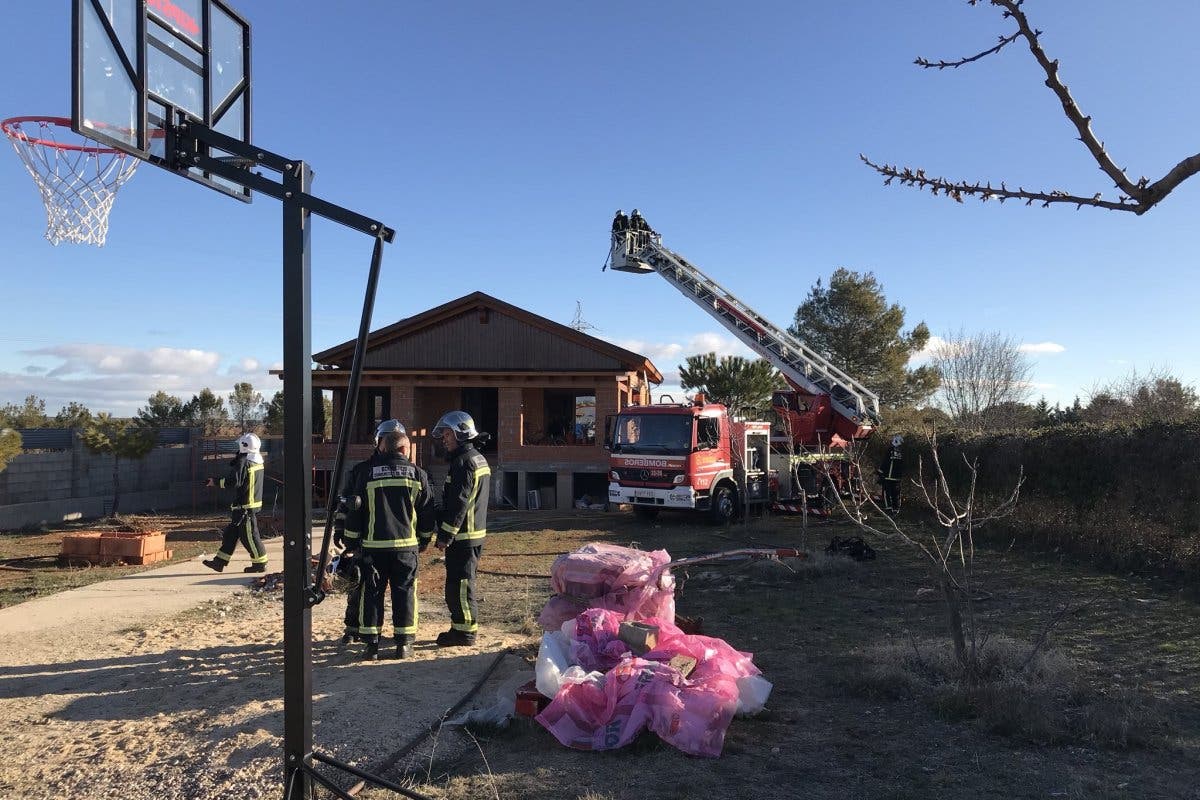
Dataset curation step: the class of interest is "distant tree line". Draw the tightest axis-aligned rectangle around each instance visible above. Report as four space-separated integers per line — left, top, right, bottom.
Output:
0 382 286 436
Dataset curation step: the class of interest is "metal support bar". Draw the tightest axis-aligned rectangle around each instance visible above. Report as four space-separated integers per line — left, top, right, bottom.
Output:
192 151 394 241
173 116 394 241
309 235 386 606
282 160 315 800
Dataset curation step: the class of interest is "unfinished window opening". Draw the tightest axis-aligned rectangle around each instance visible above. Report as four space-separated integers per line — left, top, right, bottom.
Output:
533 389 596 446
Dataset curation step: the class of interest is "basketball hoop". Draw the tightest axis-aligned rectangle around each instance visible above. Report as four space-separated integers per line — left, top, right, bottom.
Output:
1 116 139 247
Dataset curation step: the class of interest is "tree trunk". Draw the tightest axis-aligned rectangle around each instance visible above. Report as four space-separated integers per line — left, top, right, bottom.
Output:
940 574 969 676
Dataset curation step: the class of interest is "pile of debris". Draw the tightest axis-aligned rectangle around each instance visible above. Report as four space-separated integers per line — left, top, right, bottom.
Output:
250 571 285 593
527 543 776 757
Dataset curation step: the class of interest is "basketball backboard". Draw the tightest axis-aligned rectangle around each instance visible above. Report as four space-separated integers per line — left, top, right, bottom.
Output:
72 0 252 200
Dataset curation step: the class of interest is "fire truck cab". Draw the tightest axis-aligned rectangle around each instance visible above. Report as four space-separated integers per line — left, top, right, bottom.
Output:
607 395 770 524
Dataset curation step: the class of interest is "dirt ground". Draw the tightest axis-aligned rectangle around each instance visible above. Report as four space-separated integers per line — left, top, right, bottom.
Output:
0 511 279 608
1 510 1198 800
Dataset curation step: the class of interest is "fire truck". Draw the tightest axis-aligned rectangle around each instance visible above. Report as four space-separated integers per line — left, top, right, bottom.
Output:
605 222 882 522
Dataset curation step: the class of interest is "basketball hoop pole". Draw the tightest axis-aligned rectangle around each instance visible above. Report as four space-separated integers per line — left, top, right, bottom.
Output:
165 115 405 800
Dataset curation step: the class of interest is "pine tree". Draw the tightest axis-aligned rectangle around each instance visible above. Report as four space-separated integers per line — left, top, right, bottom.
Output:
0 395 49 429
53 401 93 430
137 391 187 428
264 391 285 434
789 269 939 408
228 382 264 432
185 388 228 435
678 353 781 417
80 413 157 517
0 429 21 473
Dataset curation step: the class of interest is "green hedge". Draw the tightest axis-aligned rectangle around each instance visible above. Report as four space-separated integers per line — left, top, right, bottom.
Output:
898 423 1200 574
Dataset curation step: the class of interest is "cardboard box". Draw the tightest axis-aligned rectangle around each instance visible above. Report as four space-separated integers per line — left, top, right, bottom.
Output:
668 654 698 678
618 621 659 655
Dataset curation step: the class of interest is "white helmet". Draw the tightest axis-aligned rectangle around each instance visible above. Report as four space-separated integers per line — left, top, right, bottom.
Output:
374 419 406 446
237 433 261 454
891 434 904 448
432 410 478 443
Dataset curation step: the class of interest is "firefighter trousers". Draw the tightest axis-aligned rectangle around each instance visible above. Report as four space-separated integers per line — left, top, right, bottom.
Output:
444 541 482 634
216 510 267 565
343 574 364 636
881 479 901 511
357 550 419 643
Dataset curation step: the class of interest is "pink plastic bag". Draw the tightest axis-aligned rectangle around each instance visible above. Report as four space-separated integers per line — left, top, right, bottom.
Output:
538 543 676 631
536 608 764 757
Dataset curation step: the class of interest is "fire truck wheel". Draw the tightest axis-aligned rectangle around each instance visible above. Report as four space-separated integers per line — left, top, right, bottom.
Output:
710 484 738 525
634 507 659 521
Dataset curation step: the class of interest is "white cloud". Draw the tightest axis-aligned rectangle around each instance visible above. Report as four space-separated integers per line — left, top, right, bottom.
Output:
912 337 1065 364
5 343 275 416
614 332 755 385
1018 341 1066 354
28 344 221 378
909 335 951 364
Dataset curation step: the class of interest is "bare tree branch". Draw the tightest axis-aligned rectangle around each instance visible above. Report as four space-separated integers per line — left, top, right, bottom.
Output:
993 0 1139 198
914 30 1023 70
862 0 1200 215
859 155 1140 212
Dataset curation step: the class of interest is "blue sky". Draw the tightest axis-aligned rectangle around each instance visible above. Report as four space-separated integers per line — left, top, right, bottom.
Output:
2 1 1197 416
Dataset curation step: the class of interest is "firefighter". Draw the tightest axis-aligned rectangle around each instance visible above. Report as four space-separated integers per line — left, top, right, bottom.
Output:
429 410 491 648
335 421 403 647
878 434 905 514
629 208 647 232
341 419 436 660
612 209 629 233
203 433 269 573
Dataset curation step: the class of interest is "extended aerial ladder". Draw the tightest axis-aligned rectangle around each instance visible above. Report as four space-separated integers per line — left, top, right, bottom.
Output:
609 227 881 445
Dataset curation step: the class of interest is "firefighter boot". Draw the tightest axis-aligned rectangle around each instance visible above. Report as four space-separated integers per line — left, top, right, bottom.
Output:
243 563 267 573
363 641 380 661
394 635 415 660
436 629 477 648
202 558 225 573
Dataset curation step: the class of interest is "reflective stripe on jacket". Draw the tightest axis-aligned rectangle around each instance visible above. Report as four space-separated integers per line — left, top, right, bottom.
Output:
343 452 436 550
437 443 490 544
219 454 264 510
880 448 904 482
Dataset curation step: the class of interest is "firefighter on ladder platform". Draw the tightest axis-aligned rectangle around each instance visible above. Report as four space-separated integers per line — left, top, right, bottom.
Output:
203 433 269 573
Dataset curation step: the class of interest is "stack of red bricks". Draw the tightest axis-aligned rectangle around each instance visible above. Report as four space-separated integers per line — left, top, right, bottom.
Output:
59 530 172 566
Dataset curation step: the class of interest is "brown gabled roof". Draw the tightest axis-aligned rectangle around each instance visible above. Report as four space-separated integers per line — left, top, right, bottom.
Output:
312 291 662 382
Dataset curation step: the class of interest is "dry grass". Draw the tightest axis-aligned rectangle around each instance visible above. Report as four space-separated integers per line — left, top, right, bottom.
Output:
842 632 1173 748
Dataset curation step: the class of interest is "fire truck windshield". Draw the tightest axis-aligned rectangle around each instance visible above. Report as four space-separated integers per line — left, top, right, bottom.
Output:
611 413 693 455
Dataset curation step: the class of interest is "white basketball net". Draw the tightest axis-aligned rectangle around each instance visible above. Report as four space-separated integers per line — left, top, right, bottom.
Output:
3 119 139 247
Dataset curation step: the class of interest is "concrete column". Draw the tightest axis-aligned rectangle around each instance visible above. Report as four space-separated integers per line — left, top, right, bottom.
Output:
516 471 528 509
556 471 574 511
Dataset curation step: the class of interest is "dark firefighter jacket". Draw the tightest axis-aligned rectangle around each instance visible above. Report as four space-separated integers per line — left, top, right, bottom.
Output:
435 443 491 546
343 452 436 551
220 454 264 511
879 447 904 482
